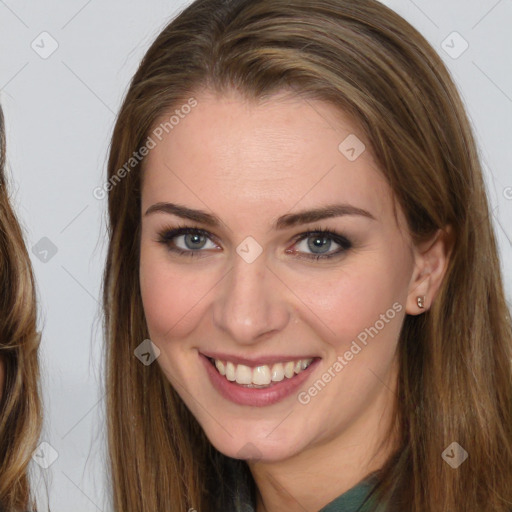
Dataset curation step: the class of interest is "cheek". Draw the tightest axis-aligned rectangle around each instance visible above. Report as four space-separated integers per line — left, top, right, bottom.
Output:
290 253 409 355
139 246 214 340
139 245 182 337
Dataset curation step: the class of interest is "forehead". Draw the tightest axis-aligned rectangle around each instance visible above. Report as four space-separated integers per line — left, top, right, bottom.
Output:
141 89 392 224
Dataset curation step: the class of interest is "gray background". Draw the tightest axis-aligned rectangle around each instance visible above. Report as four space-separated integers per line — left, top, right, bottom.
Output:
0 0 511 510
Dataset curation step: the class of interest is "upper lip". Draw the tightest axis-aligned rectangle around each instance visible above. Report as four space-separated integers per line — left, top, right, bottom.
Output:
201 350 318 368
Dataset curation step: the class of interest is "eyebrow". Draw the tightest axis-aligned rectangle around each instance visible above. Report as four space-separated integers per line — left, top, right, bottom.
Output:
145 202 375 229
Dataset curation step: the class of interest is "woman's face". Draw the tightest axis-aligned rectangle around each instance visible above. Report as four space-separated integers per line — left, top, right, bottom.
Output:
139 89 420 463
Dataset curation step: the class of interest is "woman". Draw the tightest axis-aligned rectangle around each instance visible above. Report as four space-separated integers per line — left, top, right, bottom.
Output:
103 1 512 511
0 104 42 511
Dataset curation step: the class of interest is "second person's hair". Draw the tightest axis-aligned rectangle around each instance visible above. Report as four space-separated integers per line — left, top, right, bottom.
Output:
0 104 42 511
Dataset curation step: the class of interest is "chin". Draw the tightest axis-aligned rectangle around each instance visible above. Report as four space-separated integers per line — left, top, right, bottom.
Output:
199 417 308 463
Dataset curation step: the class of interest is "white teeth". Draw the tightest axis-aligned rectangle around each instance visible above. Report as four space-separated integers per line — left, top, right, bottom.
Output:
235 364 252 385
212 357 313 386
253 365 271 385
215 360 226 376
226 361 236 381
271 363 285 382
284 361 295 378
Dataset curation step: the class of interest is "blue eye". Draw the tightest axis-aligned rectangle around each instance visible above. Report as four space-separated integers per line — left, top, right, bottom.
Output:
157 227 218 257
156 225 352 261
291 229 352 260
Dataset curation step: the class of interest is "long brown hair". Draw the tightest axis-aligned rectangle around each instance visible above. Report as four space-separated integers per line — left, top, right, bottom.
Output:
103 1 512 510
0 105 42 510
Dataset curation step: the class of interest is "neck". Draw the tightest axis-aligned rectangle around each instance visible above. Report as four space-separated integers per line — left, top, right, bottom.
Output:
248 372 400 512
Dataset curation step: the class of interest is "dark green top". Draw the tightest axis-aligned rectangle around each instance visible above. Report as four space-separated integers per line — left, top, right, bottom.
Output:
221 458 384 512
319 476 380 512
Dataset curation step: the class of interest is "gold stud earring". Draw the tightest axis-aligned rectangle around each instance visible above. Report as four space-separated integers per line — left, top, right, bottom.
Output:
417 295 425 309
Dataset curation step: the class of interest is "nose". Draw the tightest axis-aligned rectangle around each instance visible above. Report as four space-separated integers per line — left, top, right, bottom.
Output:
212 250 290 345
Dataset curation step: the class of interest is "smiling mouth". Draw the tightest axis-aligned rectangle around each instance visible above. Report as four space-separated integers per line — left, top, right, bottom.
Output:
207 356 315 388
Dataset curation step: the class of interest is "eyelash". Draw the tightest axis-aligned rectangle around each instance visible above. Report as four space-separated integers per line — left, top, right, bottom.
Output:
155 224 353 261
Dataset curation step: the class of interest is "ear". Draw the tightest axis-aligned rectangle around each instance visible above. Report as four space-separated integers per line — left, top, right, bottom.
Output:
406 225 453 315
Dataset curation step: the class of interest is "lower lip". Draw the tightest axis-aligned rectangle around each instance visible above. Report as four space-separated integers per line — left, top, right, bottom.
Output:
200 353 320 407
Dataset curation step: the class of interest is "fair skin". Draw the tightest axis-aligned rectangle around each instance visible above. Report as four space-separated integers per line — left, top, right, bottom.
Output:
139 89 451 512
